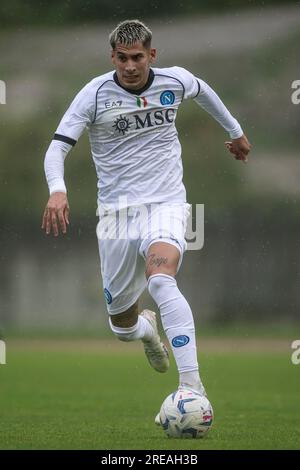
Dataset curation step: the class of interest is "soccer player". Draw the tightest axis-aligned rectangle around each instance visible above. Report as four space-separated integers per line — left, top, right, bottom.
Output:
42 20 251 415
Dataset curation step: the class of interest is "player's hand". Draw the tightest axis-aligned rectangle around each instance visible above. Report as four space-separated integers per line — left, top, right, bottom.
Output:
41 192 70 237
225 134 251 163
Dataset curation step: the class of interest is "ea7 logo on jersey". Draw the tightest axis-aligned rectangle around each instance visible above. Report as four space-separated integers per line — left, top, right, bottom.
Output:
105 100 122 109
112 109 176 135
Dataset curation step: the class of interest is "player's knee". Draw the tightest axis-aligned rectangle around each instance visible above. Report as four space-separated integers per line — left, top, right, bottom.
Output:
148 273 176 303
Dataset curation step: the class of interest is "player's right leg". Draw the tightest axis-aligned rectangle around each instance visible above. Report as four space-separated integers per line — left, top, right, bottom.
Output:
97 210 169 373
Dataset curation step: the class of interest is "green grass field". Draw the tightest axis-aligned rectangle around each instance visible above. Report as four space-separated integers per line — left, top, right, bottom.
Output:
0 338 299 450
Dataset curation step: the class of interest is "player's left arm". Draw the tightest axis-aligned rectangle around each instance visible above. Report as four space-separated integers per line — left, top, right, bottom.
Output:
176 67 251 163
193 78 251 163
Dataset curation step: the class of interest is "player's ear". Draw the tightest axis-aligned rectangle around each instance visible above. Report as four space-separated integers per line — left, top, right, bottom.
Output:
111 49 116 63
150 48 156 63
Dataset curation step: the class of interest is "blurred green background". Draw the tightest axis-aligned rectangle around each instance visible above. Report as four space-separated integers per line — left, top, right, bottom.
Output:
0 0 300 334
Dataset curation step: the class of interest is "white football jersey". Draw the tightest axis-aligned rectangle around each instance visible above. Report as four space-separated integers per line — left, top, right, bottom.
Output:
45 66 243 210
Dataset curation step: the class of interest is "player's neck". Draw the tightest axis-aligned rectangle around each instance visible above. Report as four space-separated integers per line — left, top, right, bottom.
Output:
113 69 154 95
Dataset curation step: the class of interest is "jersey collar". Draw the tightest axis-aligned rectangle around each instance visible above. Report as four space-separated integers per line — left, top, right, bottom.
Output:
113 69 154 95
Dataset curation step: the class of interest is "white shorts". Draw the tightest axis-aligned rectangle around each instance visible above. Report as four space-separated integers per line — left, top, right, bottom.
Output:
97 202 191 315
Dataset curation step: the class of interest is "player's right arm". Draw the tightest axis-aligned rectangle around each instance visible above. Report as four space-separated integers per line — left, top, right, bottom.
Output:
42 80 97 236
42 191 69 237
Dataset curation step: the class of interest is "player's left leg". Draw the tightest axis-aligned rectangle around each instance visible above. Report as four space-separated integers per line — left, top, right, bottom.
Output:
146 241 206 395
109 301 170 373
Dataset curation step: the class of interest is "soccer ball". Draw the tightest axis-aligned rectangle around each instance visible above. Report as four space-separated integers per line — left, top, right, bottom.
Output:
159 388 213 439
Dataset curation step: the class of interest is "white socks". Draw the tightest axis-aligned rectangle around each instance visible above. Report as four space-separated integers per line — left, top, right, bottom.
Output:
109 315 154 342
109 273 204 394
148 273 203 392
